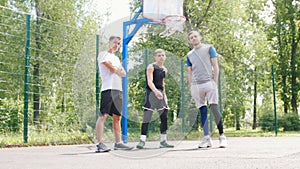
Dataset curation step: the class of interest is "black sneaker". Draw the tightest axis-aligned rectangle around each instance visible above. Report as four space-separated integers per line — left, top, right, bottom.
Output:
114 143 134 150
160 140 174 148
136 140 145 149
96 142 111 153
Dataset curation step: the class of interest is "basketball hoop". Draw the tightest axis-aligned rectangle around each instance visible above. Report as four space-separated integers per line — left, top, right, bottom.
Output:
159 15 186 37
142 0 185 37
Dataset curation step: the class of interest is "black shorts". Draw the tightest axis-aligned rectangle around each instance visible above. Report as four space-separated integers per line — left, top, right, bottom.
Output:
143 89 168 111
100 89 123 116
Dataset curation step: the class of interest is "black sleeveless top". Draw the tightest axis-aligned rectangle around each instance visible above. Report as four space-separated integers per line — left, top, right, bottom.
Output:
146 64 165 91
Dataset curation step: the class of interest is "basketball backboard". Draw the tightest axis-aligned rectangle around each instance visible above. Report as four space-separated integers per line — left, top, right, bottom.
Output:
142 0 184 23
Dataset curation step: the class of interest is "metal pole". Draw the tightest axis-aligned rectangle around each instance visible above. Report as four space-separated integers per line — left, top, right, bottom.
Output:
145 48 149 66
180 60 185 132
218 65 223 115
96 35 100 120
145 49 151 135
121 22 129 143
272 65 278 136
209 105 213 134
121 8 157 143
23 14 31 143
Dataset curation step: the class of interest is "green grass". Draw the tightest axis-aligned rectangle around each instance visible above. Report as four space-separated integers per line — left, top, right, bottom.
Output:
1 127 299 148
224 128 300 137
168 127 300 140
0 130 94 148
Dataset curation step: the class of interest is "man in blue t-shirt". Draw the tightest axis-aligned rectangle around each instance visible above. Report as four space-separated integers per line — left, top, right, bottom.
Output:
187 31 227 148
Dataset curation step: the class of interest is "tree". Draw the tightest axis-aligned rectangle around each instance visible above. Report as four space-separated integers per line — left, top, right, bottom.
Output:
270 0 299 114
0 0 101 133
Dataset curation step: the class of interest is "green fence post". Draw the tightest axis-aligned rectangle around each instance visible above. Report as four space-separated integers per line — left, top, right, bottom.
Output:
23 14 31 143
272 65 278 136
180 60 185 133
145 49 151 135
96 35 100 120
209 105 213 134
218 66 223 116
145 48 149 67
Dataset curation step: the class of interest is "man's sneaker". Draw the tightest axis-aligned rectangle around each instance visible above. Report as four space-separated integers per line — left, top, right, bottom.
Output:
160 140 174 148
136 140 145 149
198 135 213 148
96 142 111 153
114 142 134 150
219 135 227 148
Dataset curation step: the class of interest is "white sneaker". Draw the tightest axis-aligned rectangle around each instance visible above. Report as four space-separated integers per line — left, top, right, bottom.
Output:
219 135 227 148
198 135 213 148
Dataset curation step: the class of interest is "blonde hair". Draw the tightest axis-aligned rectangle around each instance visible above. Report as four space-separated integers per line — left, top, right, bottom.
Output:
109 35 121 42
154 49 165 55
188 31 203 37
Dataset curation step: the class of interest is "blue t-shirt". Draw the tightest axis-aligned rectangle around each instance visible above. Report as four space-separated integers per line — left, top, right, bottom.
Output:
187 46 217 66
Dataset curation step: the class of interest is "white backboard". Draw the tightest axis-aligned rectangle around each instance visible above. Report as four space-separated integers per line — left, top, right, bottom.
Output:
142 0 184 22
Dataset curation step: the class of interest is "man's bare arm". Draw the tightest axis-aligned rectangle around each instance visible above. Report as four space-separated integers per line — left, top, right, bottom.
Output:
211 58 219 84
103 61 126 77
188 66 193 87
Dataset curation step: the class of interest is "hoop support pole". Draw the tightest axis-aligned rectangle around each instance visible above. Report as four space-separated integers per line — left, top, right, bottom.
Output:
121 8 158 143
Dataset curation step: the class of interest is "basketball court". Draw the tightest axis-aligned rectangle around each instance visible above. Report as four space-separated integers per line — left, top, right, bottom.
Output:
1 137 300 169
2 1 299 169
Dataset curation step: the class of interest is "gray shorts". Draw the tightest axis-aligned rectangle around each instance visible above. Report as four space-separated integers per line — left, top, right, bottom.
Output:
143 89 168 111
190 81 218 108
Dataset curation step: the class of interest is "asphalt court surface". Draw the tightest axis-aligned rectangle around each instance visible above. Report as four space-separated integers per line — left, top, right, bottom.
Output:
1 137 300 169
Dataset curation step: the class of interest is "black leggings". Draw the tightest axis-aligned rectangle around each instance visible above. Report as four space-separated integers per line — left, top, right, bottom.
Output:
141 109 168 135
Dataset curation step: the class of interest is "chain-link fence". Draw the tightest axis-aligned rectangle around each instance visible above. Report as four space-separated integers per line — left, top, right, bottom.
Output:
0 6 97 144
1 5 294 146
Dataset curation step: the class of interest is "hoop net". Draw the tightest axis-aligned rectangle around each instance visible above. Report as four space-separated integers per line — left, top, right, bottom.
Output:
143 0 185 37
159 16 186 37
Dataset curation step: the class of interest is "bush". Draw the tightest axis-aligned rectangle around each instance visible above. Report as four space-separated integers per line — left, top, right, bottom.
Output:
0 98 23 133
278 113 300 131
259 113 275 131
